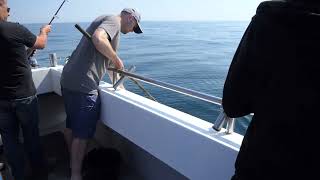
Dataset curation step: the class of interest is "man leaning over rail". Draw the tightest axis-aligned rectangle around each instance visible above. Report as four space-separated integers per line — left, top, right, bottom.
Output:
0 0 51 179
60 8 143 180
222 0 320 180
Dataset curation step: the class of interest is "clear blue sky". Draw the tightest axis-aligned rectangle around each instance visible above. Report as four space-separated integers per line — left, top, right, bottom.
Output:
8 0 264 23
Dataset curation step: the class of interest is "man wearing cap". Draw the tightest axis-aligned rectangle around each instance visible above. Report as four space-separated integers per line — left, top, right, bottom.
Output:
60 8 142 180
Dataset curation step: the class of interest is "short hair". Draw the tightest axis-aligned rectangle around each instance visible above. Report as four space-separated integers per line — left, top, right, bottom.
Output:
0 0 6 6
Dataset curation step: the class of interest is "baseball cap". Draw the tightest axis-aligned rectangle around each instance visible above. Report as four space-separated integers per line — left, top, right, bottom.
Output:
122 8 143 34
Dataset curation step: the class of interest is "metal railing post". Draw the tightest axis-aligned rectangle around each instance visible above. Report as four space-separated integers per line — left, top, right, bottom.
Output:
212 110 235 134
212 111 226 131
226 118 235 134
113 66 136 89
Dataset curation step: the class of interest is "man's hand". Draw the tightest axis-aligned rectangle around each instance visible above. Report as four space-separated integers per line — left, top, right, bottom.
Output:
26 48 36 58
40 25 51 35
32 25 51 49
114 57 124 70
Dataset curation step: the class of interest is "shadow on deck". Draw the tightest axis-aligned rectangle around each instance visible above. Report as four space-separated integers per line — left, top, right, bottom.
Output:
0 131 137 180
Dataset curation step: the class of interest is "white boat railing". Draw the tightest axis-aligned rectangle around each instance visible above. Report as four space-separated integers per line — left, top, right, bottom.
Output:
108 67 236 134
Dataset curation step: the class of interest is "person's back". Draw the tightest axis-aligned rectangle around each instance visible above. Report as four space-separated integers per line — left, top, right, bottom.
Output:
222 1 320 179
0 21 37 99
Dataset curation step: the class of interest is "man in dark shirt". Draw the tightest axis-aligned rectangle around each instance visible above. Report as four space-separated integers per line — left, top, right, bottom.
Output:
0 0 51 179
223 0 320 180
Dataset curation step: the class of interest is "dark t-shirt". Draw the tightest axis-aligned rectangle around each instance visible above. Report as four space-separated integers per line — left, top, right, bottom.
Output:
0 21 37 99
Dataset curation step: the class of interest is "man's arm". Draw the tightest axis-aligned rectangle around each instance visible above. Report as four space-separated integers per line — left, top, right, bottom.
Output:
26 25 51 57
92 28 124 70
33 25 51 49
32 25 51 49
222 22 255 118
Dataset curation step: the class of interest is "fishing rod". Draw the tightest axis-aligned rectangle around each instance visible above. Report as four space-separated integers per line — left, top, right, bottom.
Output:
48 0 68 25
27 0 68 58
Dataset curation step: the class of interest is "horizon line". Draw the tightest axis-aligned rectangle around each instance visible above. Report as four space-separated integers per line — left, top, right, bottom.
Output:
18 20 250 24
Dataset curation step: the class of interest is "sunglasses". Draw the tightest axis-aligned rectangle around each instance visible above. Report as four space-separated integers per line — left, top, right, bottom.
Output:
7 8 10 13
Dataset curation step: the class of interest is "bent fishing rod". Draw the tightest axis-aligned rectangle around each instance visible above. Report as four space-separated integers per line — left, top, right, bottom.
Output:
27 0 68 58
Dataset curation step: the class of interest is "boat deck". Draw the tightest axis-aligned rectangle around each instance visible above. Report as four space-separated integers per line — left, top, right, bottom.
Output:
0 131 139 180
0 67 242 180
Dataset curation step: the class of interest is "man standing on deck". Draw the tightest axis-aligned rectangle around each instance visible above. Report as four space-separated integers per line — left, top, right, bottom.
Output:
223 0 320 180
0 0 51 180
60 8 143 180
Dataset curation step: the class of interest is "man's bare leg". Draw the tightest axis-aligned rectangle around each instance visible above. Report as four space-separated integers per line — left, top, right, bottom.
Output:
63 128 73 153
70 138 87 180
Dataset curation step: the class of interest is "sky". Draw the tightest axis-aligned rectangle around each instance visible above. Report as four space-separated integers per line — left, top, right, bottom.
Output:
8 0 265 23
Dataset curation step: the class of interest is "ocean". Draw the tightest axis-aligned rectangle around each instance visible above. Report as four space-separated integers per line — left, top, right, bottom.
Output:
25 21 251 135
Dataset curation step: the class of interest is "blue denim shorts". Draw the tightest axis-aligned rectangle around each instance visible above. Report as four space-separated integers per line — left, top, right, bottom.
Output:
62 88 101 139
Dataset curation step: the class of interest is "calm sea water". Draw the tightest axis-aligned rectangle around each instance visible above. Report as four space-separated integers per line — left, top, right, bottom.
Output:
25 21 251 135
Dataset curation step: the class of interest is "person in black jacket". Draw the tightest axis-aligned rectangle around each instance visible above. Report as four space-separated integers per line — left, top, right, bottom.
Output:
222 0 320 180
0 0 51 179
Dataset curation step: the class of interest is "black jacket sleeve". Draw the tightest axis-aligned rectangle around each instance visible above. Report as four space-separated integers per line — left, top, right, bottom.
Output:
222 20 256 118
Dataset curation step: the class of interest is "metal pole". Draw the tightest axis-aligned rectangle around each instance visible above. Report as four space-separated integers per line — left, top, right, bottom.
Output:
108 68 222 105
49 53 58 67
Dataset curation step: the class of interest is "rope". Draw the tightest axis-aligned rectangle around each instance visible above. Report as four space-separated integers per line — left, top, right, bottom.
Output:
128 77 158 102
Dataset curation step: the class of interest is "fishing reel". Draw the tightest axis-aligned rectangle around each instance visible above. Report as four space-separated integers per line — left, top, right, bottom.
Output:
28 56 39 68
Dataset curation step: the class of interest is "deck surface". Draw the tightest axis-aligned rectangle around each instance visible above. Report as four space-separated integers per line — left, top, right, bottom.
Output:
0 131 139 180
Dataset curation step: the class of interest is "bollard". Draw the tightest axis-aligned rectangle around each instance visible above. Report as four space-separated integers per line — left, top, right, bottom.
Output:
49 53 58 67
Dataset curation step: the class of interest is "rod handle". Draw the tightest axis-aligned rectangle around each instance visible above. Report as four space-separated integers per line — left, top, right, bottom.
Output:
75 24 92 39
